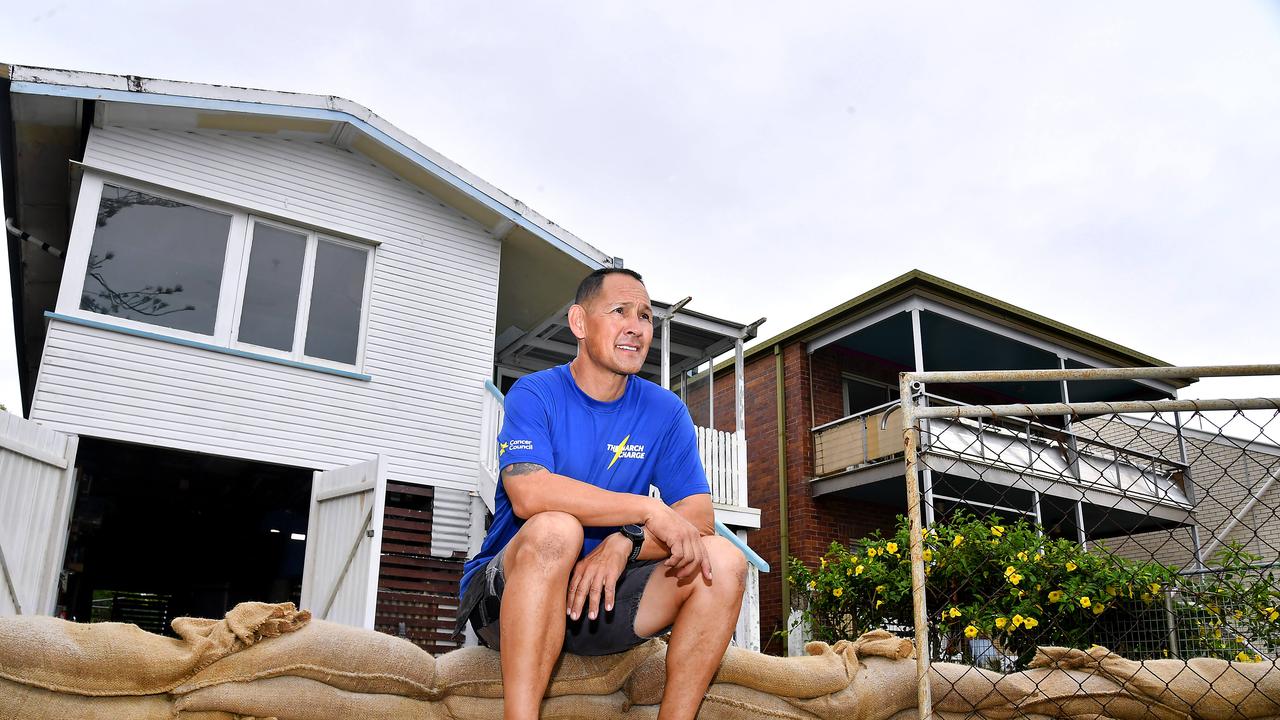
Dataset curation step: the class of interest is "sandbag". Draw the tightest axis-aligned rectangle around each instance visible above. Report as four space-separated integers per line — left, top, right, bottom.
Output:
1033 646 1280 720
712 641 854 699
443 691 634 719
931 660 1037 717
176 619 435 698
0 675 173 720
174 675 447 720
700 683 823 720
0 602 308 696
434 639 662 698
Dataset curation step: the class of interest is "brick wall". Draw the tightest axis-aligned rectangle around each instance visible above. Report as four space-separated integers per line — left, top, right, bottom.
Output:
712 341 900 654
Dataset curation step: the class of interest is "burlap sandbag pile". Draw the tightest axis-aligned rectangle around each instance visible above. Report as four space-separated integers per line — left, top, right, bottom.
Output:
2 601 1278 720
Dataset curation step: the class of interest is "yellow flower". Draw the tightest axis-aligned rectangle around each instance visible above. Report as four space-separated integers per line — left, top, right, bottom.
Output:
964 625 979 638
1012 614 1025 628
833 587 844 598
1079 596 1092 608
1236 651 1253 663
820 557 827 568
948 607 962 618
867 548 877 558
1017 551 1028 562
953 534 965 547
1266 607 1279 622
922 549 933 562
1009 573 1023 586
1214 628 1223 640
1255 653 1264 663
995 617 1008 629
1236 636 1247 645
1092 603 1106 615
875 585 886 593
876 599 884 608
1023 617 1039 630
990 538 1000 546
886 542 899 555
1141 593 1153 603
1048 590 1064 603
807 581 816 590
855 565 865 576
1149 583 1161 595
1065 561 1078 572
846 568 852 576
990 526 1005 537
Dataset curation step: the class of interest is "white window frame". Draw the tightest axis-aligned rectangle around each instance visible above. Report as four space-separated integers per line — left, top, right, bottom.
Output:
59 172 375 373
230 217 375 371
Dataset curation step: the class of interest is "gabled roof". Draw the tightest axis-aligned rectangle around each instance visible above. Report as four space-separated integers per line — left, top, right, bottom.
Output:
743 269 1176 370
0 62 614 269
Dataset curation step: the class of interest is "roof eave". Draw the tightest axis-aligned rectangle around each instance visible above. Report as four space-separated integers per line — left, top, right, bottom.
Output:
737 270 1188 386
3 63 613 271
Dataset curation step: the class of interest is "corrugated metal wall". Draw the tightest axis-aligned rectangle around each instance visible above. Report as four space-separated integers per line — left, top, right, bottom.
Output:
30 126 499 567
0 413 77 616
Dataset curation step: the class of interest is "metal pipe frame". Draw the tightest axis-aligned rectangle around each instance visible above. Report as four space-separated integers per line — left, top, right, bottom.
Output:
900 375 933 720
907 364 1280 384
899 364 1280 720
915 397 1280 420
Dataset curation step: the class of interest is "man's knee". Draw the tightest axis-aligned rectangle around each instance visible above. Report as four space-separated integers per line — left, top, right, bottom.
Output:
508 511 584 574
702 535 748 592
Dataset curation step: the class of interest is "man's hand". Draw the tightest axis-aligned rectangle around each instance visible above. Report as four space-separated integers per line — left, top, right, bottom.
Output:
567 533 631 621
644 500 712 581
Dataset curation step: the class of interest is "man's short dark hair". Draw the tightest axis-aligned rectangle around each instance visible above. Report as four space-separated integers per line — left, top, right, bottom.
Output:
574 268 644 306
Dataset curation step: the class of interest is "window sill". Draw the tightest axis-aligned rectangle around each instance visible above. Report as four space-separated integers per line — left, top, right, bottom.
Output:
44 311 373 382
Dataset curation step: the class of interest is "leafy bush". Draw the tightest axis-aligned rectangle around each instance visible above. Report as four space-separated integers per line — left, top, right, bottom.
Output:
789 511 1178 666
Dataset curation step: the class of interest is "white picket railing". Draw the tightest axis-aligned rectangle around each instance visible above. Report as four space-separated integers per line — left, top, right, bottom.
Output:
697 426 748 508
476 381 505 512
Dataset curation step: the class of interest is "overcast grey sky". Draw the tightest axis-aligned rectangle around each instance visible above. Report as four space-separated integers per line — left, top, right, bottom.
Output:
2 1 1278 412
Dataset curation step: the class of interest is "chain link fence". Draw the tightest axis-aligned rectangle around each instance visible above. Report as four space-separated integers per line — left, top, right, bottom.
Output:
790 366 1280 717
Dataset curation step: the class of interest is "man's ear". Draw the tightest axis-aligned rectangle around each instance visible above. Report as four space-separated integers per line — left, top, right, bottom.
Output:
567 303 587 340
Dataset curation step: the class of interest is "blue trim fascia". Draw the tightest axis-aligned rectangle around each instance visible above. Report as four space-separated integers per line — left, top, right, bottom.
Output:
484 379 505 403
716 520 770 572
10 81 607 270
45 311 373 381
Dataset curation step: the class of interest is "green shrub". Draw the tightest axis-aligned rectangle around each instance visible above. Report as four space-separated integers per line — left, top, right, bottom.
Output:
788 511 1177 666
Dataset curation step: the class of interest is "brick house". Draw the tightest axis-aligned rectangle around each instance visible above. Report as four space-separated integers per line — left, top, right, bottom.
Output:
689 270 1197 654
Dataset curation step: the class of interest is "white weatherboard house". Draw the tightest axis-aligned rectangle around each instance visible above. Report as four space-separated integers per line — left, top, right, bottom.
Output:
0 64 765 652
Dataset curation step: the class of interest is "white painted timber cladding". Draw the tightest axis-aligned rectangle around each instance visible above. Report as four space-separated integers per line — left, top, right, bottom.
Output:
31 126 499 557
0 413 78 616
300 456 386 628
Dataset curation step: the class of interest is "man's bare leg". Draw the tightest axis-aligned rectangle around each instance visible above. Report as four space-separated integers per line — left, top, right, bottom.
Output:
633 535 747 720
498 511 583 720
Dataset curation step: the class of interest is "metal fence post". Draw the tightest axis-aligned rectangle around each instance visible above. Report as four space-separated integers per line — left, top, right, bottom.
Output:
901 372 933 720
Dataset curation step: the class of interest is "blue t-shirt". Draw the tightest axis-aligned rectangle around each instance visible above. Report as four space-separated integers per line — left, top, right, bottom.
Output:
461 364 710 595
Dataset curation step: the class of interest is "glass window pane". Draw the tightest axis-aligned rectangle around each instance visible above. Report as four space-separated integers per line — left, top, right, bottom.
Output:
237 224 307 352
80 185 230 334
304 241 368 365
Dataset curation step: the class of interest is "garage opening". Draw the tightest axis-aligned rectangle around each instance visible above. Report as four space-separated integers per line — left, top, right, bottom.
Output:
58 438 312 634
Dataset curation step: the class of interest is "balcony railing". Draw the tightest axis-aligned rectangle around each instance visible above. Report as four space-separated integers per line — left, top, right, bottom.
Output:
812 400 904 476
812 393 1190 507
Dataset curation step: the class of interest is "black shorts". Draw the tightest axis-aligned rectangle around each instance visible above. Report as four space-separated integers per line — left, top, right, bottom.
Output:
455 546 667 656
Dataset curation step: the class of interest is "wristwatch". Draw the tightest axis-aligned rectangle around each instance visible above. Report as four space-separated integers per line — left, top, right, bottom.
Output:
620 524 645 562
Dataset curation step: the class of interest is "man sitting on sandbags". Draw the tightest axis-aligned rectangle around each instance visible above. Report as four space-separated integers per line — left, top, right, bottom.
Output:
455 268 747 720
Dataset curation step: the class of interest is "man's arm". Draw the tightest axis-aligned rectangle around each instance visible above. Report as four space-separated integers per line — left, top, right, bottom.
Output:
503 462 661 526
505 462 710 578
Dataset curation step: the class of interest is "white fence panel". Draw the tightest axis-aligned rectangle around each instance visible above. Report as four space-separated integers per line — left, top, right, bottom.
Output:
0 414 78 617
